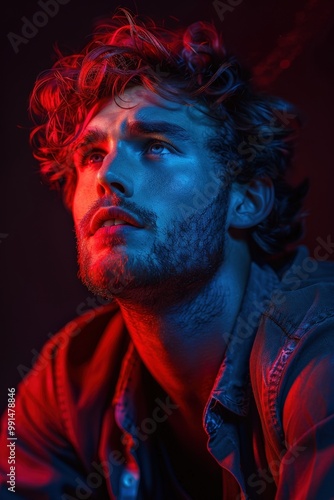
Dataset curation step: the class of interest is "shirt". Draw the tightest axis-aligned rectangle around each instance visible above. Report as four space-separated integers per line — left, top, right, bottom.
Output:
1 246 334 499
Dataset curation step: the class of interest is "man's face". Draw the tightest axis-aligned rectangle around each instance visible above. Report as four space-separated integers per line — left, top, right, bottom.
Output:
72 87 231 302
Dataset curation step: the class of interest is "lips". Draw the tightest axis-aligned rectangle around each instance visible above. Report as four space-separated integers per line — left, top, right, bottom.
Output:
89 207 144 236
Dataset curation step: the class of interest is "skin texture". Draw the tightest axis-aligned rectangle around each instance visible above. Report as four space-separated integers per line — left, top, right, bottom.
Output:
71 86 271 492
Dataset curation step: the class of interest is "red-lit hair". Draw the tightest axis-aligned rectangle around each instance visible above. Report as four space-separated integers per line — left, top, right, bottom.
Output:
30 9 307 254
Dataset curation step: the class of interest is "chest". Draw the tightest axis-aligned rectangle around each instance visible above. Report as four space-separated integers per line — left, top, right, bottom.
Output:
155 418 224 498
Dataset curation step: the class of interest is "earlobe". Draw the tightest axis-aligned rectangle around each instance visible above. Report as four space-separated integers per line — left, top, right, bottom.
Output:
229 178 274 229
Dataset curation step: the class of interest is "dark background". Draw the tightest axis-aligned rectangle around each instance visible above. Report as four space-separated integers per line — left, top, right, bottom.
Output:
1 0 334 413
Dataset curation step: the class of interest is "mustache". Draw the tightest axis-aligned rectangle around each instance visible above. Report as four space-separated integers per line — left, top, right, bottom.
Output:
77 197 158 235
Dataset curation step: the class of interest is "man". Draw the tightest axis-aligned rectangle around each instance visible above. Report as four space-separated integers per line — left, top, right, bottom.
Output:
1 8 334 499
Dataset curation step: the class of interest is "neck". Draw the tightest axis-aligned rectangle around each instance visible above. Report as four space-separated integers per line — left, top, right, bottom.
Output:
116 239 251 426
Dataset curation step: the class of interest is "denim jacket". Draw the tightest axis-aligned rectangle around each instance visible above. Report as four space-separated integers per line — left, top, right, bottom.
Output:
1 246 334 499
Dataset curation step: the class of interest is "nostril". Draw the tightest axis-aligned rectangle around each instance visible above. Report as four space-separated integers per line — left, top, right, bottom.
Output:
97 169 130 196
110 182 126 194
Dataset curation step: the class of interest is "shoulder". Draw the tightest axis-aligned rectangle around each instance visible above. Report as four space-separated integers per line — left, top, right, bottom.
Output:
16 301 129 444
267 246 334 333
27 300 128 385
250 247 334 496
250 247 334 447
253 245 334 353
0 303 127 495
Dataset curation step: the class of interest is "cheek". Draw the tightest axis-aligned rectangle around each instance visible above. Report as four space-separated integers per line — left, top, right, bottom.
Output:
144 169 211 231
168 172 198 193
144 172 193 221
155 167 217 213
72 173 97 223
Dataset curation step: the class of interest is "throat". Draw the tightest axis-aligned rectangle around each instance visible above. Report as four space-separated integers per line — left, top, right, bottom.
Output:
118 254 249 421
120 299 229 416
119 280 241 416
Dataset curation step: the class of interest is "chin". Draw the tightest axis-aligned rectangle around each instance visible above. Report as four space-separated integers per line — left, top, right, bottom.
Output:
79 251 133 297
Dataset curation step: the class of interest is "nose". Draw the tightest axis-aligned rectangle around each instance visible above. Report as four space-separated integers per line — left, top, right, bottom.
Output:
96 151 134 198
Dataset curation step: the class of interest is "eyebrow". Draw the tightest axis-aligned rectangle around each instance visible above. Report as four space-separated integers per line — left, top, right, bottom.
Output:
75 129 108 150
126 121 193 142
75 120 193 150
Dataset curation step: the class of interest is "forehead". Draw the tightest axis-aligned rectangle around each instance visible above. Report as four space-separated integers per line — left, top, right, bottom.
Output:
86 86 214 135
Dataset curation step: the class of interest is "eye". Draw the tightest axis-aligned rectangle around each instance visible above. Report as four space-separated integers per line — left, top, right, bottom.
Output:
148 143 167 155
144 140 174 157
77 150 106 167
85 151 106 165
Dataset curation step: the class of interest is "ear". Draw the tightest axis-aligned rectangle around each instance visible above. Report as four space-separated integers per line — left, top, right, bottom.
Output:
228 177 274 229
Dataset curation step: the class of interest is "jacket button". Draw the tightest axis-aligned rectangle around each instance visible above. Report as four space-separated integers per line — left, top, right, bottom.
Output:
121 472 136 487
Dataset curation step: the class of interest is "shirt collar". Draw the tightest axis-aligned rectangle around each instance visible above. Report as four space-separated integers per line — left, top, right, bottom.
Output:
205 260 280 420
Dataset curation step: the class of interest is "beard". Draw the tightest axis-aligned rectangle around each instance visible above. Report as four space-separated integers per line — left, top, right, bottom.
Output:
75 187 230 305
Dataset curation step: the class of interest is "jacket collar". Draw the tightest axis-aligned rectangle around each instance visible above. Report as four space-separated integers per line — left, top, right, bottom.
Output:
205 259 280 420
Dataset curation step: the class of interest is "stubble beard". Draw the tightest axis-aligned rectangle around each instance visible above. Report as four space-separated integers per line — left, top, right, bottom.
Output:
76 188 230 306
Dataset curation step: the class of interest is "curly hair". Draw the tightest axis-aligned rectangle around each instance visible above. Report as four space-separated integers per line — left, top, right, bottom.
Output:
29 8 308 254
